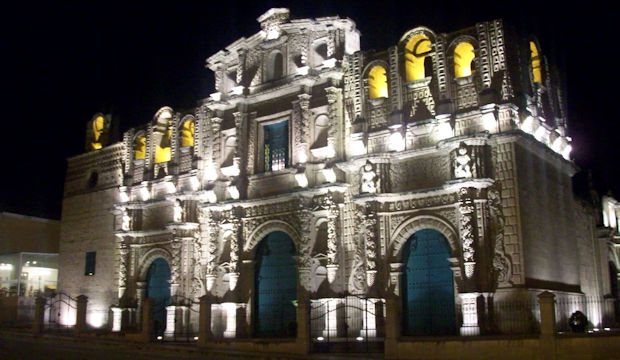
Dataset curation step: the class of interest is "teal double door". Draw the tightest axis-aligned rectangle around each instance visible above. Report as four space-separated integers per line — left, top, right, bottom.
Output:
403 229 456 335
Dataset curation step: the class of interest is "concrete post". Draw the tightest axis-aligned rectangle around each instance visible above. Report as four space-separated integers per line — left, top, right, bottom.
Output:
141 298 153 342
32 296 46 334
538 291 556 335
538 291 557 360
111 307 123 332
197 295 213 346
459 292 481 335
235 304 248 338
384 295 400 359
74 295 88 336
296 295 310 354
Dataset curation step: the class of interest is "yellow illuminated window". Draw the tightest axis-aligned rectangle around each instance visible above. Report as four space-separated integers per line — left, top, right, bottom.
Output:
134 136 146 160
368 65 389 99
91 116 104 149
180 119 195 147
454 42 475 78
405 34 432 82
155 128 172 163
530 41 542 84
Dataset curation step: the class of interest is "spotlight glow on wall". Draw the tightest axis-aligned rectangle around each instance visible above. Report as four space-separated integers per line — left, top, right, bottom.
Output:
389 131 405 152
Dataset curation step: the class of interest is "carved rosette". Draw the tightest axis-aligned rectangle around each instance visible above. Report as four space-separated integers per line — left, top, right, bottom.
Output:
487 186 512 286
459 188 477 279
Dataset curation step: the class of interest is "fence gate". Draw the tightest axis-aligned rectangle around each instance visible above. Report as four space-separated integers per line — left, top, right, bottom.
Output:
44 292 76 333
157 295 200 343
310 296 384 353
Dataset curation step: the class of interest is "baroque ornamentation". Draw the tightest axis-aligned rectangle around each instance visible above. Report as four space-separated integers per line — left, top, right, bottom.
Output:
453 142 473 179
487 186 512 286
458 187 477 279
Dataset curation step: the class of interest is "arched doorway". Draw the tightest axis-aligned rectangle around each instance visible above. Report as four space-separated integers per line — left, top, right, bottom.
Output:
402 228 456 335
146 258 171 336
254 231 297 337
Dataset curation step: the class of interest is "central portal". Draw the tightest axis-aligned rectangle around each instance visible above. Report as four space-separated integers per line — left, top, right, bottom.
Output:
254 231 297 337
146 257 171 336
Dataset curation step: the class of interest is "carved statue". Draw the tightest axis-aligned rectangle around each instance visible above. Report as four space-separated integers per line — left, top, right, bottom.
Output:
360 160 378 193
454 143 473 179
173 199 184 222
121 209 131 231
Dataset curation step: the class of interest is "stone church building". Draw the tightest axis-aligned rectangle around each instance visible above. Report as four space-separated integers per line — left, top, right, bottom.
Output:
58 8 617 342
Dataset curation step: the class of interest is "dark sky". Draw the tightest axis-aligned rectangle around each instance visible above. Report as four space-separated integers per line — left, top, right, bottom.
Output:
2 1 617 219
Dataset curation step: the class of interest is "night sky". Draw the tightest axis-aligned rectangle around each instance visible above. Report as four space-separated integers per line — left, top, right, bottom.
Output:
2 1 617 219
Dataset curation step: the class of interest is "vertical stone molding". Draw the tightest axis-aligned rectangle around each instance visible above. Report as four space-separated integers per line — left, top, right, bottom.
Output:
296 295 310 354
384 295 401 359
141 298 153 342
197 295 213 345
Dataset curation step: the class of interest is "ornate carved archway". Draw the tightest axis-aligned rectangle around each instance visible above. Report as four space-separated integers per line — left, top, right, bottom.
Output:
390 214 460 261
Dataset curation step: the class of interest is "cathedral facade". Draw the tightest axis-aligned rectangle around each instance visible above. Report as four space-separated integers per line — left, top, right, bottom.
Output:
58 8 614 341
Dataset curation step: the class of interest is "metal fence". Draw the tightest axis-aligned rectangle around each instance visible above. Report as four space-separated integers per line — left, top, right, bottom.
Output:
44 292 76 333
154 295 200 342
310 296 385 353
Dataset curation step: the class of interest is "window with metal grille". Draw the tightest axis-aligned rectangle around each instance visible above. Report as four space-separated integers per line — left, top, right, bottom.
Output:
264 121 288 172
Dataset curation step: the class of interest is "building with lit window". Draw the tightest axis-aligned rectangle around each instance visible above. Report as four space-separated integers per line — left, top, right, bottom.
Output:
57 8 617 346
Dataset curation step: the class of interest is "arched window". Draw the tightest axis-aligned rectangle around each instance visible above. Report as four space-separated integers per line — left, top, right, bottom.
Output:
402 229 456 335
254 231 297 337
368 65 389 99
454 42 475 78
146 258 171 336
266 51 284 81
530 41 542 84
155 127 172 163
405 34 433 82
134 135 146 160
91 115 105 150
311 42 328 67
180 119 195 147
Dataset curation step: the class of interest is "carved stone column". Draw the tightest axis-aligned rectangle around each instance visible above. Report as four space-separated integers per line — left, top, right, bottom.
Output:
210 117 222 172
296 93 312 164
326 196 339 283
458 187 477 284
118 240 130 301
205 213 219 292
325 87 340 159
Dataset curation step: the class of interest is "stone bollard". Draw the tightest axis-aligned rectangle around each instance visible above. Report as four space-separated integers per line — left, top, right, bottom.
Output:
197 295 213 346
141 298 153 342
537 291 557 360
32 296 46 334
74 295 88 336
296 296 310 354
384 295 401 359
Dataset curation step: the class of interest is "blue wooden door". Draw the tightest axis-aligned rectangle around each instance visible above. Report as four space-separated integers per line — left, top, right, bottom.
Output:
255 231 297 337
146 258 171 336
403 229 456 335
